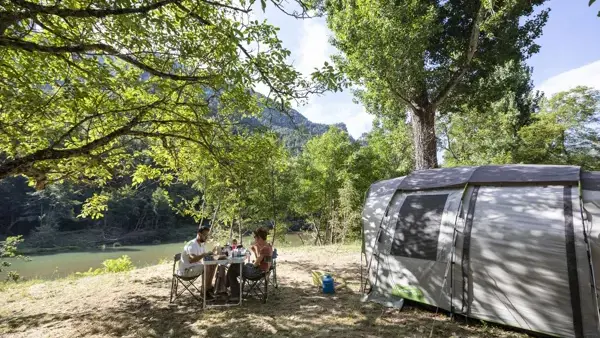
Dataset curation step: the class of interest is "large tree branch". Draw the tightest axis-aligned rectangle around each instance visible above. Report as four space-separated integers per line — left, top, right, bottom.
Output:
6 0 182 19
176 2 318 105
431 3 484 110
51 98 167 148
0 37 214 82
0 115 144 179
269 0 315 19
126 130 234 176
381 71 422 113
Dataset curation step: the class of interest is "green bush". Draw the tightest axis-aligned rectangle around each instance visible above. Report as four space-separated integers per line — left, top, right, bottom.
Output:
1 235 27 282
75 255 135 277
102 255 134 273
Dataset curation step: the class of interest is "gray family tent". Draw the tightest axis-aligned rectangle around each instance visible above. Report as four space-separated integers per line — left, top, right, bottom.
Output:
361 165 600 337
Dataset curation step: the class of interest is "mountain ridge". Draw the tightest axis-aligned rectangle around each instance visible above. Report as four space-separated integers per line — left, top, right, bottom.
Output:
244 96 350 154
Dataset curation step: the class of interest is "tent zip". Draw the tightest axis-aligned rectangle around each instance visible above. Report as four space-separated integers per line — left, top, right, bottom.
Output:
361 189 397 295
446 183 468 315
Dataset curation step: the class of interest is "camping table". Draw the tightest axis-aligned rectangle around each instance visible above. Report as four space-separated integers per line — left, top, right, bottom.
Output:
201 256 245 309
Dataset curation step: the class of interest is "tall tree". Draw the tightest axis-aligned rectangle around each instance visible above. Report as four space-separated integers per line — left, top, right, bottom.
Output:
293 127 355 244
516 86 600 169
325 0 549 169
361 116 414 180
439 61 541 165
0 0 333 188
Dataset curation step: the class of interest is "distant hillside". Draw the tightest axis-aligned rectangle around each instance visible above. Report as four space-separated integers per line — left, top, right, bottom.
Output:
206 89 349 154
260 106 347 154
239 98 349 154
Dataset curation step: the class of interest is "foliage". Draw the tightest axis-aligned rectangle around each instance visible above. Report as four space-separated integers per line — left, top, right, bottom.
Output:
325 0 549 169
590 0 600 17
442 85 600 170
292 127 388 244
361 117 414 180
440 61 542 166
102 255 135 273
0 0 336 193
76 255 134 276
0 235 25 281
516 87 600 169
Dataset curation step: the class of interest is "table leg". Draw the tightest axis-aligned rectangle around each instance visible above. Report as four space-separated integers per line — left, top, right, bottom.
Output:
239 262 242 305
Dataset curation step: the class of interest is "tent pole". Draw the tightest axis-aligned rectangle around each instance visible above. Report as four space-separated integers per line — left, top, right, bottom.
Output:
360 187 369 294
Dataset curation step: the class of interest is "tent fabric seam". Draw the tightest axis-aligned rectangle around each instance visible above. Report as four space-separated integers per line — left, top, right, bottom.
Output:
564 186 584 338
461 185 479 315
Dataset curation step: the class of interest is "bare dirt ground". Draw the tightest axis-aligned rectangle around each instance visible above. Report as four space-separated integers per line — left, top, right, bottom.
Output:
0 245 528 338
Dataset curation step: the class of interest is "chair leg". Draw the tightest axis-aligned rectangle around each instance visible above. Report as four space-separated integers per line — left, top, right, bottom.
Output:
170 276 177 303
263 275 268 304
170 276 204 303
243 279 265 301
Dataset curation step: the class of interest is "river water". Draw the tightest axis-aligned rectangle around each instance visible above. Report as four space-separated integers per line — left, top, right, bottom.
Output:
4 234 306 280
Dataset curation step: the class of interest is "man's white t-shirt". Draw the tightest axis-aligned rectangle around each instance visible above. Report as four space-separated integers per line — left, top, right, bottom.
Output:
178 239 206 275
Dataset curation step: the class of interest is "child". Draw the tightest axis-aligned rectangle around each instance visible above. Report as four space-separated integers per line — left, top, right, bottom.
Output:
231 238 238 250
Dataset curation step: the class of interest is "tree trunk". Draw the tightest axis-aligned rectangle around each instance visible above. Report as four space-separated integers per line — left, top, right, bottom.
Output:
297 232 305 245
238 211 242 245
411 108 438 170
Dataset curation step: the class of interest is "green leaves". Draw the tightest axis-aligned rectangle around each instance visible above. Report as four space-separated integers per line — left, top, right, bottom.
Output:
516 87 600 169
79 193 110 219
0 236 23 259
0 0 325 187
325 0 549 168
1 235 25 279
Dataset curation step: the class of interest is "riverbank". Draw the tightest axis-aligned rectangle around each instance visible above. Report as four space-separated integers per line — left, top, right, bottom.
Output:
18 225 199 255
0 245 528 338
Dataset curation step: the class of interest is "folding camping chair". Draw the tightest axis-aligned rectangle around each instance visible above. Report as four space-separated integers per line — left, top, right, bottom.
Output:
169 253 204 303
242 254 275 304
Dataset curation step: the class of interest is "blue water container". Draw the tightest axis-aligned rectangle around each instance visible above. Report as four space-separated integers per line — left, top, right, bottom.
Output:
322 274 335 294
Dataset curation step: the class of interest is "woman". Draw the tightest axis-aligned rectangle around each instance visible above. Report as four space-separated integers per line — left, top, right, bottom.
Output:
226 227 273 302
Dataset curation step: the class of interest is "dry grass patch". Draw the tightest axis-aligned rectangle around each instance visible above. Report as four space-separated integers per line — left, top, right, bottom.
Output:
0 245 529 338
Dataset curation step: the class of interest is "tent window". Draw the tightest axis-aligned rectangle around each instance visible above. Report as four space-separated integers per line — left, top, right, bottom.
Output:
390 194 448 260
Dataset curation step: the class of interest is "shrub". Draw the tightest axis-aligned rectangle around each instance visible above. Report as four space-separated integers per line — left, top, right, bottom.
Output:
75 255 135 277
1 236 28 282
102 255 134 273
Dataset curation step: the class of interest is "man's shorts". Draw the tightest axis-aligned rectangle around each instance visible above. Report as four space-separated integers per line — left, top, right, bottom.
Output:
179 264 204 278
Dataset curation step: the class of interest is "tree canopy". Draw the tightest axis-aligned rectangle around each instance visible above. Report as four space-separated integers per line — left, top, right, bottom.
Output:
324 0 549 169
0 0 335 189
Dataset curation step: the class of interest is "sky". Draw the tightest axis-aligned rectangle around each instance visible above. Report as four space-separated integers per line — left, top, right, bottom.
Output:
254 0 600 139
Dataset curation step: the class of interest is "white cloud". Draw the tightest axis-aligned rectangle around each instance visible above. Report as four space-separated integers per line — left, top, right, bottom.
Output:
297 19 332 76
537 60 600 96
248 11 373 138
300 94 373 139
345 110 375 139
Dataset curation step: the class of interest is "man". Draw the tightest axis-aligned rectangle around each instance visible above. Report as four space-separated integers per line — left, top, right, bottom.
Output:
226 226 273 302
178 225 218 298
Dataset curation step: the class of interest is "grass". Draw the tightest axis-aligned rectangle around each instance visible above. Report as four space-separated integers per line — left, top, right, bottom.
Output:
0 244 529 338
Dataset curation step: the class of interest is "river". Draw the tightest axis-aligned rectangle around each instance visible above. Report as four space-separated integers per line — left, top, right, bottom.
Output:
4 234 307 280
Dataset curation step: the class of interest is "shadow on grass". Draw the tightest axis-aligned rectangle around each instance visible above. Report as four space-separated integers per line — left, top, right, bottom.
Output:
0 258 531 338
